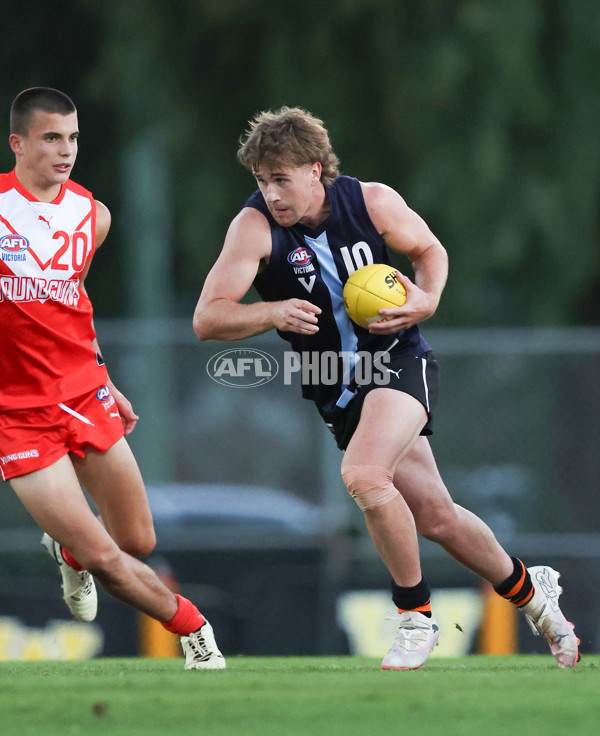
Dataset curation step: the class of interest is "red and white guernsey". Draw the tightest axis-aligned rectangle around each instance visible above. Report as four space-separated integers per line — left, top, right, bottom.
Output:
0 169 108 409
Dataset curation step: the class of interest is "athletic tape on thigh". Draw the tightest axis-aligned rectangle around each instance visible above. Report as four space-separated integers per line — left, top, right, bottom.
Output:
341 464 399 511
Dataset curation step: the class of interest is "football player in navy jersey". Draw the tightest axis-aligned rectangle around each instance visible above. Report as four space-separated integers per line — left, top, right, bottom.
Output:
194 106 578 670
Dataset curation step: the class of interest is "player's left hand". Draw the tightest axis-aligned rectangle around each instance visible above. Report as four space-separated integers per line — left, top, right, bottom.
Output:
108 380 139 435
368 271 438 334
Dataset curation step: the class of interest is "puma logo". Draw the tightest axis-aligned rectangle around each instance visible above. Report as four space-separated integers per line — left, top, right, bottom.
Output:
38 215 53 229
386 368 403 379
109 412 120 419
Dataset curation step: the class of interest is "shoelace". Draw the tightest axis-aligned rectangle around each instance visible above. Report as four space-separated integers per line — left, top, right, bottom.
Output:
187 631 212 661
385 613 436 651
70 576 94 601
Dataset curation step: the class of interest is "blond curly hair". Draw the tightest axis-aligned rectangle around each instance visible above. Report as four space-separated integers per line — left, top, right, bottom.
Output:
238 106 340 185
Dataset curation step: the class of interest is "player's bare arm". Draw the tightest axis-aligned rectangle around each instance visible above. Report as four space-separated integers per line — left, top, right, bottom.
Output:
76 199 111 288
194 207 321 341
361 182 448 334
79 200 139 434
95 199 111 249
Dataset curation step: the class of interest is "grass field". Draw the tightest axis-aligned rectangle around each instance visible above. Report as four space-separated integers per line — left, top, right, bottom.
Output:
1 655 599 736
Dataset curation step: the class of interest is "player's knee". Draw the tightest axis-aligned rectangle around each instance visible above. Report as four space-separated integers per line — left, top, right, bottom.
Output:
341 464 398 511
79 544 122 577
118 528 156 558
416 503 458 542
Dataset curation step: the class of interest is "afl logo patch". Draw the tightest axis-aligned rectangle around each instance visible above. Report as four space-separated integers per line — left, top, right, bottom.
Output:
0 234 30 252
96 386 111 401
287 247 313 266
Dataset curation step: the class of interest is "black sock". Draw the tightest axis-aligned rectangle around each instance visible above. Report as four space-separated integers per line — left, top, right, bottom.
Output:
494 557 534 607
391 577 432 617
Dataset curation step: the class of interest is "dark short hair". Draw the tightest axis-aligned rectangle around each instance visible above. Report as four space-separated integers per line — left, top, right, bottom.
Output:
238 106 340 186
10 87 76 136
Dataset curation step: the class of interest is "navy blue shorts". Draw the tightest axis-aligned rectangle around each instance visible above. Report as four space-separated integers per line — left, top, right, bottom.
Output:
326 351 440 451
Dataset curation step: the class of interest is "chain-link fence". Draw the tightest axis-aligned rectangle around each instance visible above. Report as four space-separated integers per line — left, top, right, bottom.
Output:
1 323 599 657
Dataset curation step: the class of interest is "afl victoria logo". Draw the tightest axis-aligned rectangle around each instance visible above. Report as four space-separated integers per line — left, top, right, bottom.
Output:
0 234 29 252
206 348 279 388
287 247 313 266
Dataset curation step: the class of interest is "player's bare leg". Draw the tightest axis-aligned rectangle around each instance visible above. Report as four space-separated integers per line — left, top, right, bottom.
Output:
394 435 578 668
12 455 178 618
11 454 225 668
40 438 154 623
393 436 513 585
343 389 427 586
71 437 156 558
342 388 439 669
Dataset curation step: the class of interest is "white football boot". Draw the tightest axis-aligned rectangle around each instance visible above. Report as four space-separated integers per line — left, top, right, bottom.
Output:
181 620 226 670
520 565 579 669
41 532 98 622
381 611 440 670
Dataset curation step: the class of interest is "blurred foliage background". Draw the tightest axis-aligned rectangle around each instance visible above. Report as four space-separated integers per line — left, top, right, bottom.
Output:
2 0 600 659
1 0 598 327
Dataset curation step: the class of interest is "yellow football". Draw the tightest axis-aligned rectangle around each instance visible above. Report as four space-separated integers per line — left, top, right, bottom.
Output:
343 264 407 328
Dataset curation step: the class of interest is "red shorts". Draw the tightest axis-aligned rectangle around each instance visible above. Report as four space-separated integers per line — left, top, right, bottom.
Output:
0 384 125 481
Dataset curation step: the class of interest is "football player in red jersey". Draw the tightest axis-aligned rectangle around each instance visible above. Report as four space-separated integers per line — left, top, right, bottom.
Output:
0 88 224 669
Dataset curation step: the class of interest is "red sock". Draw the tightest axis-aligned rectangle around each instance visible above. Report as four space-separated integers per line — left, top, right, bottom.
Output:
161 594 205 636
61 547 84 572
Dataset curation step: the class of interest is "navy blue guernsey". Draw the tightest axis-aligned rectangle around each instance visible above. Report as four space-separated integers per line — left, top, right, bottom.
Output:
249 175 431 422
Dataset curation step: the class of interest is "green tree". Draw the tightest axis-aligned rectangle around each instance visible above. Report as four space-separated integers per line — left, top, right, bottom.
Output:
3 0 599 326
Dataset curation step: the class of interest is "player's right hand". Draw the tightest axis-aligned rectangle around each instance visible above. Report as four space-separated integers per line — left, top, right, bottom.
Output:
108 380 140 435
272 299 321 335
